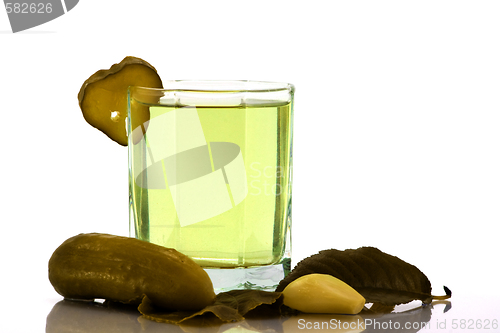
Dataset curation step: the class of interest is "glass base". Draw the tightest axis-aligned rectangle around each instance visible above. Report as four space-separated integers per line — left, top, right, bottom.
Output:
204 258 291 293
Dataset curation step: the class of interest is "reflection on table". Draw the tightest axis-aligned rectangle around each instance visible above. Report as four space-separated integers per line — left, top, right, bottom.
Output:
46 299 451 333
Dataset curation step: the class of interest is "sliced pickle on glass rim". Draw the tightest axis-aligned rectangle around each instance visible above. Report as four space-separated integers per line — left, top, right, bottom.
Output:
78 56 163 146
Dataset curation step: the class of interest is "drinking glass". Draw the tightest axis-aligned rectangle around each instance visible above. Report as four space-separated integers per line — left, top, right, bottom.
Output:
128 80 294 291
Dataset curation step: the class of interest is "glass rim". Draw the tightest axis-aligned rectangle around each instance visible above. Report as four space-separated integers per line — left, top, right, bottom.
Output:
129 80 294 94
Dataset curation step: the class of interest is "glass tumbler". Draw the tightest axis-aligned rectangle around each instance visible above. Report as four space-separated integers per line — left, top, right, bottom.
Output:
128 81 294 291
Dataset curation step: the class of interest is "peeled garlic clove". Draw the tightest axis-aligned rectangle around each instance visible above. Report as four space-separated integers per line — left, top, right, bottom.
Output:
282 273 365 314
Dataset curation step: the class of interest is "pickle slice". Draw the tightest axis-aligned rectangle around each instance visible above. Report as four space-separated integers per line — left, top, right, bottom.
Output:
78 56 163 146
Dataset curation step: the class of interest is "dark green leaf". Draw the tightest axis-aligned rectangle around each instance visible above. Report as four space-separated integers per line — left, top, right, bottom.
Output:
364 302 396 314
138 290 282 324
276 247 438 306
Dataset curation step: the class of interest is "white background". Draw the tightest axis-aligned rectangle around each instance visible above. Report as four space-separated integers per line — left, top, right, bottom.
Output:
1 1 500 332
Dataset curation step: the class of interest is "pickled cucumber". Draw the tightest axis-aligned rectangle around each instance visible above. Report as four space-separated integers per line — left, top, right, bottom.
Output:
48 233 215 311
78 56 163 146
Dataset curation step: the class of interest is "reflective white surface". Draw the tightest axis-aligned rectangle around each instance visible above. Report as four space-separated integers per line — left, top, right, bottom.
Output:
41 295 499 333
2 1 500 332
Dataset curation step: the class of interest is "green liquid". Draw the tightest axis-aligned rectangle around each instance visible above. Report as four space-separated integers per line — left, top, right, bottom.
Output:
129 102 292 268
